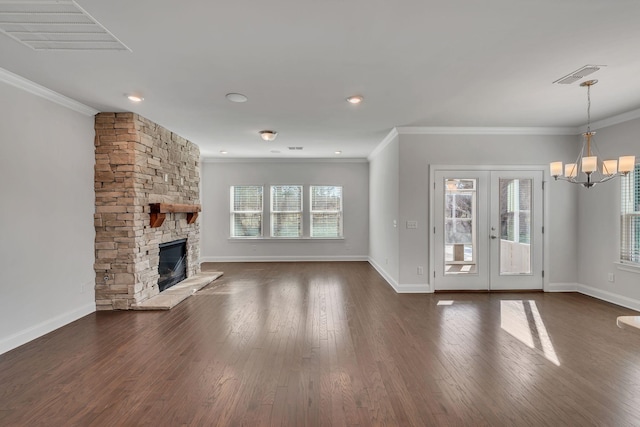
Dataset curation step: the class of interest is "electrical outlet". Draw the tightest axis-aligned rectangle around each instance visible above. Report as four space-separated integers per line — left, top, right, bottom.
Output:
417 266 424 275
407 221 418 229
608 273 615 283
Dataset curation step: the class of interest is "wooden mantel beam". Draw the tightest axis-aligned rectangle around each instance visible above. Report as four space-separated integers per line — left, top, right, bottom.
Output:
149 203 202 228
150 203 202 214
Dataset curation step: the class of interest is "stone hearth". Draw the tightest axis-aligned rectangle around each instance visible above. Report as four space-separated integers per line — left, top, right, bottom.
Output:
94 112 200 310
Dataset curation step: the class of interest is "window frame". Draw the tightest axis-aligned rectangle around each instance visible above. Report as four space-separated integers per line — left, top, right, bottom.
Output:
229 184 345 240
270 185 303 238
620 164 640 266
309 185 344 238
229 185 264 238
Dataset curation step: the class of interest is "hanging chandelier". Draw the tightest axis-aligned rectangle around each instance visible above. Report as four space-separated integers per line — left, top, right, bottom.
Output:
550 80 635 188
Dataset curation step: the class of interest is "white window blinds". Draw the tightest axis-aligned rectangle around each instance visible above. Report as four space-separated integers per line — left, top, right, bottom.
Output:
230 186 263 237
621 164 640 264
310 186 343 238
271 185 303 237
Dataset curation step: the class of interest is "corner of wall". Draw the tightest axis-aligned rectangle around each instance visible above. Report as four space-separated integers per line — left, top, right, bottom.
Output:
368 257 399 291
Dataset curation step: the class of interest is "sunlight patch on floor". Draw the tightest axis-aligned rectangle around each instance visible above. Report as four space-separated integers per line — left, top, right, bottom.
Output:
500 300 560 366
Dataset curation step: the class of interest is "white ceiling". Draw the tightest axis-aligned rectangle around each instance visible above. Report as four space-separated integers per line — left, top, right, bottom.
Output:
2 0 640 158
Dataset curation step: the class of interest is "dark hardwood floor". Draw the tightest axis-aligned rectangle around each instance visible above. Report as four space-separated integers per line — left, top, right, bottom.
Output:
2 262 640 426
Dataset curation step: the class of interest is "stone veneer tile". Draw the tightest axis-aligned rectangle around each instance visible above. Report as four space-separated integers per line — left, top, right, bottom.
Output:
94 112 201 310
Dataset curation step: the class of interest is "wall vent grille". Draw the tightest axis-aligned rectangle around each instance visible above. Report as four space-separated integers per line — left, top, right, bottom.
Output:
0 0 130 51
553 65 604 85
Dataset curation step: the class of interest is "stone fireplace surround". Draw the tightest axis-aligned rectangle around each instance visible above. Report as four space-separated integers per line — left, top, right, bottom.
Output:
94 112 200 310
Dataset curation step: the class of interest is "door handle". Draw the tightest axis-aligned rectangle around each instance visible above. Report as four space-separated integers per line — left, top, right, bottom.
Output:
490 235 497 239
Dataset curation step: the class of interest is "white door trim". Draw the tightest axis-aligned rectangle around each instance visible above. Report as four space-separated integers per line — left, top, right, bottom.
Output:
429 164 550 292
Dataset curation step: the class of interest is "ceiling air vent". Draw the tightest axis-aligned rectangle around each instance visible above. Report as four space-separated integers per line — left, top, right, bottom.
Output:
0 0 130 51
288 147 303 150
553 65 604 85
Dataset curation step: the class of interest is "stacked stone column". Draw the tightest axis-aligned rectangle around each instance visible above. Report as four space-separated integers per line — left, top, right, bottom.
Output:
94 112 200 310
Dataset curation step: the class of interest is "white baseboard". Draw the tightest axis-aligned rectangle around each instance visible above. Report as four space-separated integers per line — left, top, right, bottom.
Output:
576 284 640 312
394 283 432 293
0 302 96 356
367 257 399 291
367 258 432 293
546 282 578 292
200 255 368 263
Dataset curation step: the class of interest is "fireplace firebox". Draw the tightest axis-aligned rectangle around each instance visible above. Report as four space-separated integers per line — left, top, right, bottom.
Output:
158 239 187 292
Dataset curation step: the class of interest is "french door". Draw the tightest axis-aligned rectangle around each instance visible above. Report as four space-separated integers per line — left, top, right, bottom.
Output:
433 168 544 291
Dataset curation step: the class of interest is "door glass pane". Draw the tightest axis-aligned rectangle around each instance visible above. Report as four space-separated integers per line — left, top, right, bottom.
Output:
499 178 532 275
444 179 477 275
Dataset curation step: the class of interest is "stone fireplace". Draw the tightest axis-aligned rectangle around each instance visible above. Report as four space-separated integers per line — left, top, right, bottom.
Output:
94 112 201 310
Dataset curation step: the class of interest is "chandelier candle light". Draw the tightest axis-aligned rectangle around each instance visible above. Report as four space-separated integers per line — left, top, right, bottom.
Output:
550 80 635 188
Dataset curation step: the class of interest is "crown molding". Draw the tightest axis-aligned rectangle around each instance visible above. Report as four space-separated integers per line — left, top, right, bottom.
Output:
578 107 640 133
201 157 368 164
0 67 99 116
396 126 578 136
368 127 399 161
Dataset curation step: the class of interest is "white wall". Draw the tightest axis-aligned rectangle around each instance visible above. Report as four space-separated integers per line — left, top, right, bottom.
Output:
397 133 580 289
368 135 400 287
577 117 640 310
0 81 96 355
200 160 369 261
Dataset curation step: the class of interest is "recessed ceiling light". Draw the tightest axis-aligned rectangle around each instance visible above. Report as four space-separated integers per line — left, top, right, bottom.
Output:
226 93 248 103
259 130 278 141
219 150 228 154
126 94 144 102
335 150 342 155
346 95 363 104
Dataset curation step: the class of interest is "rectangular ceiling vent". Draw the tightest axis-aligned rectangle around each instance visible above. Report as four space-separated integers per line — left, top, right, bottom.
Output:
288 147 303 150
0 0 130 51
553 65 604 84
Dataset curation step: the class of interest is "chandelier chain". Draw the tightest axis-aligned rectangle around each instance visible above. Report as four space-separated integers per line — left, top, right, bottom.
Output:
586 83 591 133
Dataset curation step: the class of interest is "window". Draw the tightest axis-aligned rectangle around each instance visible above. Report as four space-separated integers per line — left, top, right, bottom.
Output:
230 186 263 237
229 184 344 239
271 185 303 237
500 178 531 244
310 186 343 237
444 179 475 263
621 164 640 264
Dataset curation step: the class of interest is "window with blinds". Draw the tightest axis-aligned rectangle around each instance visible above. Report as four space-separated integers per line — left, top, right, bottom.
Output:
310 186 343 238
271 185 303 237
230 185 263 237
621 164 640 264
499 178 531 244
